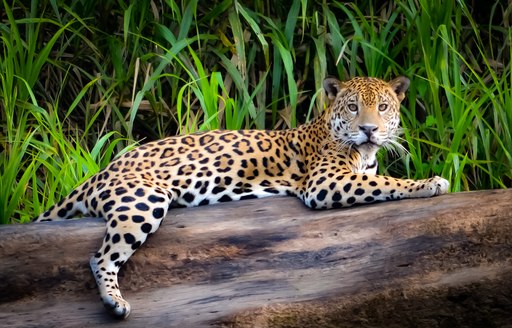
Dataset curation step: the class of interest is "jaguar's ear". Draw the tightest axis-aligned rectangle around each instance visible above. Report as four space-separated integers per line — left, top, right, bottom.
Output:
388 76 410 102
323 77 343 101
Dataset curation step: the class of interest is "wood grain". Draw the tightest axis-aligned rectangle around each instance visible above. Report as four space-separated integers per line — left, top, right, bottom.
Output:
1 190 512 327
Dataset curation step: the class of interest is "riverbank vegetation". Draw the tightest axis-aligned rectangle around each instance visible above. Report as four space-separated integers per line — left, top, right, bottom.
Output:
1 0 510 223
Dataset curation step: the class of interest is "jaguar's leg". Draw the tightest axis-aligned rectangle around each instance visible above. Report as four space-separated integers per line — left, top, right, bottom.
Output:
301 171 449 209
90 186 171 319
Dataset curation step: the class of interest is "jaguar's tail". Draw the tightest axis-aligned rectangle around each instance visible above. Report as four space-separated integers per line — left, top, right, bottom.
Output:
33 188 88 222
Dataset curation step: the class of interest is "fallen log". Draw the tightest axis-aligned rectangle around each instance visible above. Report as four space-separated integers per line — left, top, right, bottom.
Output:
1 190 512 327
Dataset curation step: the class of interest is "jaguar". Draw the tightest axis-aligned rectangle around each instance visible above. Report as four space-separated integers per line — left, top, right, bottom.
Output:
34 76 449 319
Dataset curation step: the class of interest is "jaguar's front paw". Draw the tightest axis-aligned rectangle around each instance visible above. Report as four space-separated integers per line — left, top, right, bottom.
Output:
102 295 131 319
429 176 449 196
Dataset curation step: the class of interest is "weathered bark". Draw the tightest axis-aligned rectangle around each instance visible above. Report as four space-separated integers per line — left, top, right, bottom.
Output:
1 190 512 327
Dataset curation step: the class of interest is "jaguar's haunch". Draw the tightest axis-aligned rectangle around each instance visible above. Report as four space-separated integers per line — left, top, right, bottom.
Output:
34 76 449 319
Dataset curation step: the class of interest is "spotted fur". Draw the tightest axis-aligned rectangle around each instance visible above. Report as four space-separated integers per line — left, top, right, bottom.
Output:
34 76 449 319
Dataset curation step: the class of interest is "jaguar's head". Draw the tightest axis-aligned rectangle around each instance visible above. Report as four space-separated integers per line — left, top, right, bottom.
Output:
323 76 410 153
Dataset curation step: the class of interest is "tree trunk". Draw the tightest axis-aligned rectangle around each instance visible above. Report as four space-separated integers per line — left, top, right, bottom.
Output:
1 190 512 327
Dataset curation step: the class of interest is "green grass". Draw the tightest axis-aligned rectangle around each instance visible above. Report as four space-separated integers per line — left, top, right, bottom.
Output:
0 0 511 224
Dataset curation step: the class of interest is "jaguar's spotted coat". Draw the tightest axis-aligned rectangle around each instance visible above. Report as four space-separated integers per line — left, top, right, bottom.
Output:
34 76 449 319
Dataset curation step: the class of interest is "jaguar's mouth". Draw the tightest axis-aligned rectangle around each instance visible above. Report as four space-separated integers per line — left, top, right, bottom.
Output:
357 140 380 147
355 141 383 152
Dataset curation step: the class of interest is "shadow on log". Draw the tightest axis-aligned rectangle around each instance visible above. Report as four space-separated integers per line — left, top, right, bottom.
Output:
1 190 512 327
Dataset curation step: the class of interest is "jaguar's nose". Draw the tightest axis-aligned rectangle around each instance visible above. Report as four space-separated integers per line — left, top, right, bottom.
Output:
359 124 378 139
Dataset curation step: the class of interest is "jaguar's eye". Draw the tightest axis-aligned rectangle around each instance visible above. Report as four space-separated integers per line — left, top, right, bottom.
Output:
348 104 358 112
378 104 388 112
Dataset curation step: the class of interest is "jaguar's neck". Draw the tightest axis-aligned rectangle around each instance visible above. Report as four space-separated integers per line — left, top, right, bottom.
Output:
293 110 381 174
299 110 331 136
350 145 379 174
290 111 331 148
